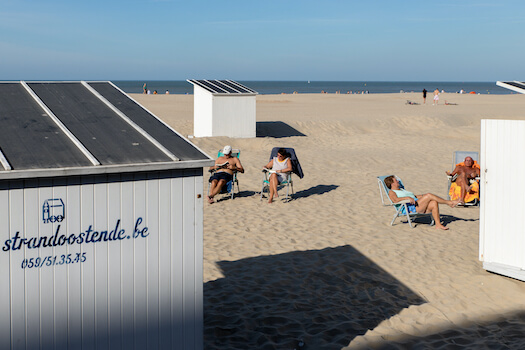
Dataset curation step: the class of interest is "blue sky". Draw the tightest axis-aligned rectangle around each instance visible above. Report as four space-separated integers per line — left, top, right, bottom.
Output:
1 0 524 81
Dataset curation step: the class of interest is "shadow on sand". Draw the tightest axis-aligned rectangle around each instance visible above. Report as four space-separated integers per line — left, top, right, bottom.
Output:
399 215 478 228
204 245 426 349
292 184 339 200
256 121 306 138
361 310 525 349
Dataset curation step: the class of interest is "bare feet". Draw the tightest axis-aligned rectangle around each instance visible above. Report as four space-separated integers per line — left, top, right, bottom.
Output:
207 195 214 204
436 224 449 230
450 199 461 208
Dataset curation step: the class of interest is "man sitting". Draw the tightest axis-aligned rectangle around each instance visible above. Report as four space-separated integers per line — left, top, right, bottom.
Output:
207 145 244 204
446 156 480 204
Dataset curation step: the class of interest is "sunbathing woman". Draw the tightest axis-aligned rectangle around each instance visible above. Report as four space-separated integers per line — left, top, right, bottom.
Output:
262 148 292 203
384 175 460 230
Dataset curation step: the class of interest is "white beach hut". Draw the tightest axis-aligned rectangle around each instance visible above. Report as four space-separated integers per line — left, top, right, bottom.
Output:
0 81 214 349
496 80 525 94
479 119 525 281
187 79 258 138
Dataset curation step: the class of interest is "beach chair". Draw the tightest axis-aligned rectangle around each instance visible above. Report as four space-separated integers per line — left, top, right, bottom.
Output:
207 149 241 200
446 151 480 206
260 147 304 202
377 175 435 228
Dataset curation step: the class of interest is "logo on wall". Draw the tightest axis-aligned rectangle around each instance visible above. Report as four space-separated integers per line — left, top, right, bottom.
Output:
42 199 65 224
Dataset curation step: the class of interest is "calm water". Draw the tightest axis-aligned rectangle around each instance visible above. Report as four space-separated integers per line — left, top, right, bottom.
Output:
115 80 512 95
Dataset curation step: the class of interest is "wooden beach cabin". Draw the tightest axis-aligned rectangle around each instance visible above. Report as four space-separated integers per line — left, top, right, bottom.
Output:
0 81 213 349
479 119 525 282
496 80 525 94
187 79 258 138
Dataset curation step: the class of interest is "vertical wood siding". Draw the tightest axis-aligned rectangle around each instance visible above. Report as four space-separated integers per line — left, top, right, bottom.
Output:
0 169 203 349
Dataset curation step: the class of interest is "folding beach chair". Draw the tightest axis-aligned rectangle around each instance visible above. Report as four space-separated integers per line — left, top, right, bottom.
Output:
446 151 480 206
207 149 241 200
377 175 435 228
260 147 304 202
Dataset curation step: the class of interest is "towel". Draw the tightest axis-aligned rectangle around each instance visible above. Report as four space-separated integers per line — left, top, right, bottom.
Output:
449 180 479 203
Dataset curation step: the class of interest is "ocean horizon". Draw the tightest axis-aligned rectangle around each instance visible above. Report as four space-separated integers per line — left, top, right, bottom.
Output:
114 80 514 95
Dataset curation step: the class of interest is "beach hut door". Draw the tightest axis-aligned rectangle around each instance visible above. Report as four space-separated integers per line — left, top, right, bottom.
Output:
480 119 525 281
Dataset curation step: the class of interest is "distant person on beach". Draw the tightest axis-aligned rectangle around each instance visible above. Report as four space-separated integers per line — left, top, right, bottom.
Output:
165 90 169 94
446 156 480 204
422 89 427 104
143 83 147 94
384 175 460 230
207 145 244 204
262 148 292 204
433 88 440 105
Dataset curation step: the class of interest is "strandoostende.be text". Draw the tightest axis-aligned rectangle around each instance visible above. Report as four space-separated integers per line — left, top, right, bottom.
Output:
2 218 149 252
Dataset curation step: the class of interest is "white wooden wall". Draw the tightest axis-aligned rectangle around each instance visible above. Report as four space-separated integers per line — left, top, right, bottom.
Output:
480 119 525 281
0 169 203 350
193 87 213 137
212 95 256 138
193 86 256 138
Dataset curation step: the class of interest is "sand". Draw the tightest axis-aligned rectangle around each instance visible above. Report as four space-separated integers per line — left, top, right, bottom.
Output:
132 92 525 349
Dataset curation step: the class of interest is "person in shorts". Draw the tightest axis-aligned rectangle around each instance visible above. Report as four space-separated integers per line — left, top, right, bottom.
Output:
207 145 244 204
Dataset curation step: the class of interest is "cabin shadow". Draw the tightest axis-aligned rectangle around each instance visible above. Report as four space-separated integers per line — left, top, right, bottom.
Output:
256 121 306 138
204 245 426 349
363 310 525 349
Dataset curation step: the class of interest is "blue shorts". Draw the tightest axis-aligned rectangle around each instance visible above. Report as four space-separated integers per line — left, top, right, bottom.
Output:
402 203 417 215
209 171 233 183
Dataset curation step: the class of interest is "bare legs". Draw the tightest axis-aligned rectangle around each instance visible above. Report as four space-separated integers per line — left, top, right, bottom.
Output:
453 172 472 204
415 193 460 230
207 179 226 204
268 173 280 203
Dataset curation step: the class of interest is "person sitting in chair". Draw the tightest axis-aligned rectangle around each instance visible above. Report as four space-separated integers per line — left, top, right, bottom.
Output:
262 148 292 203
384 175 460 230
446 156 480 204
207 145 244 204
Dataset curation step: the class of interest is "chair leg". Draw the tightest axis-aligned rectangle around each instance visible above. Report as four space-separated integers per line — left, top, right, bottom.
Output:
260 183 266 201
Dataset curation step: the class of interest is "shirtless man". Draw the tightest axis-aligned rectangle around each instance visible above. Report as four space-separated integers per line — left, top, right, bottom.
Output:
446 156 480 204
207 145 244 204
433 88 440 105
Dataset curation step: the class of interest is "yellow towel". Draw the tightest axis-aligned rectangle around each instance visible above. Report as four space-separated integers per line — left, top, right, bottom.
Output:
449 180 479 203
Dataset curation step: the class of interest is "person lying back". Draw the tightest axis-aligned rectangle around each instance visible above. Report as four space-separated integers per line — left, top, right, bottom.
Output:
384 175 460 230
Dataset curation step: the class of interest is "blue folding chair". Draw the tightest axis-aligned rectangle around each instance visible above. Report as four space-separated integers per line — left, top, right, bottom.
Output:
377 175 435 228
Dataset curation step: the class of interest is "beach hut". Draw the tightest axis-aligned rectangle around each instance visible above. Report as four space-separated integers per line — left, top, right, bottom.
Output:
187 79 258 138
496 80 525 94
0 81 214 349
479 119 525 282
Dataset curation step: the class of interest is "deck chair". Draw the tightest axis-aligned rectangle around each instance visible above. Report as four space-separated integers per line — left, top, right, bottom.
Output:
446 151 480 206
260 147 304 202
207 149 241 200
377 175 435 228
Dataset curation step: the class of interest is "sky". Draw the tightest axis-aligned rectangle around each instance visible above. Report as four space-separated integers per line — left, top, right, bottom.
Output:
1 0 524 81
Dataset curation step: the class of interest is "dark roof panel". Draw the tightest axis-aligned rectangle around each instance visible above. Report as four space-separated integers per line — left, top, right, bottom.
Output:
27 82 172 165
187 79 258 95
0 83 93 170
87 82 209 161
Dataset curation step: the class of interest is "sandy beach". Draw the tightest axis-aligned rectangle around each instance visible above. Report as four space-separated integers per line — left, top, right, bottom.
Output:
132 92 525 349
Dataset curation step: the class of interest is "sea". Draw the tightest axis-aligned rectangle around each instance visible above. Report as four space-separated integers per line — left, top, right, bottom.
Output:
114 81 513 95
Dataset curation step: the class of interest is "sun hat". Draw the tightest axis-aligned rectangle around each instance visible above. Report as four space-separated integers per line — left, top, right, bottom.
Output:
223 145 232 155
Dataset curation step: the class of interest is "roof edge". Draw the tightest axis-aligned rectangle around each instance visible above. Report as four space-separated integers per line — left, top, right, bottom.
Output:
0 159 215 181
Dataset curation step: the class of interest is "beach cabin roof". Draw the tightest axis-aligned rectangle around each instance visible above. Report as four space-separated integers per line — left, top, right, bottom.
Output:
187 79 257 96
496 81 525 94
0 81 213 179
